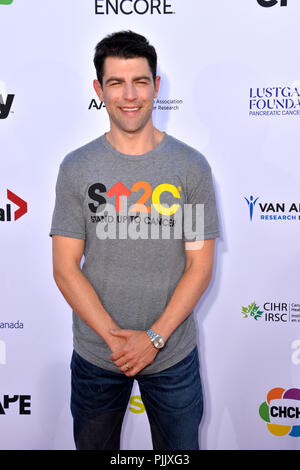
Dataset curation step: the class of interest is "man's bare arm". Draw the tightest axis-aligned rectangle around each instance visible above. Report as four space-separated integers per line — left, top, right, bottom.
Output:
52 234 125 353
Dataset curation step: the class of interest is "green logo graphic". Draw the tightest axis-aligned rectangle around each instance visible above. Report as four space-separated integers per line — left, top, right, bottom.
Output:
0 0 13 4
242 301 264 320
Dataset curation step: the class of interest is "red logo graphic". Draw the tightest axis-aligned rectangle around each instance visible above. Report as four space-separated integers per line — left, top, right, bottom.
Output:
0 190 27 221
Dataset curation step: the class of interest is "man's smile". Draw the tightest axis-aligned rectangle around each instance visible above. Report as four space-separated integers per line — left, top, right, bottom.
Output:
119 106 141 115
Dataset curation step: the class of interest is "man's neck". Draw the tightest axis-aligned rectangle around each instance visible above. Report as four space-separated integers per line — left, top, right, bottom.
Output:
105 125 165 155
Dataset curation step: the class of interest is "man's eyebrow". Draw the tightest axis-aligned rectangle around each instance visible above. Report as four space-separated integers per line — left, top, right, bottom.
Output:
133 76 152 82
104 76 152 84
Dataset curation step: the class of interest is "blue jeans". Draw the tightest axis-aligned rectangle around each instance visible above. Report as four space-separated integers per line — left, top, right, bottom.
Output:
70 347 203 450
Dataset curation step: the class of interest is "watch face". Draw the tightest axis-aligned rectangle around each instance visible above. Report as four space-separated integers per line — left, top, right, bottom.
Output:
153 337 165 349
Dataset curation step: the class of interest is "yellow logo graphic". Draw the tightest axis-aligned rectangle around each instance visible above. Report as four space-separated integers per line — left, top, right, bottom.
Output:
129 395 145 414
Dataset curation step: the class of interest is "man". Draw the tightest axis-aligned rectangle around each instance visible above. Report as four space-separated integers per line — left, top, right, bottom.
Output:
50 30 220 450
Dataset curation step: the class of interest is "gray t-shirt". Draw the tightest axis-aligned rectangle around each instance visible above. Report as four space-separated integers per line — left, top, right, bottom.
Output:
49 132 220 374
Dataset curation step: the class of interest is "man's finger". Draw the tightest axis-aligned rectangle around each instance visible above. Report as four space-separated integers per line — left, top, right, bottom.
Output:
124 366 139 377
109 328 131 338
113 356 130 367
110 349 126 361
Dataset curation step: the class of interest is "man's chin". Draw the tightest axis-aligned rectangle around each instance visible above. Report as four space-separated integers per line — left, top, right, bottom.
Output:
118 122 149 134
122 127 143 134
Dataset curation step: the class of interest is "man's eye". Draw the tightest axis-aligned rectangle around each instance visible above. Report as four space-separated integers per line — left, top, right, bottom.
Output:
110 82 120 86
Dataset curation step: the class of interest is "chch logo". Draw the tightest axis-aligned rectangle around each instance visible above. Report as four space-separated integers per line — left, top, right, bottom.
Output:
242 301 264 320
244 195 259 221
257 0 287 6
259 387 300 437
0 1 14 4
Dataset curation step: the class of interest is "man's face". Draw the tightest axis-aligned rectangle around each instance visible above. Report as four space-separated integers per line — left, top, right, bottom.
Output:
94 56 160 134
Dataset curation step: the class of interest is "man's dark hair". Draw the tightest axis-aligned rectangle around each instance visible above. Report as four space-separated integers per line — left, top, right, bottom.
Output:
94 30 157 86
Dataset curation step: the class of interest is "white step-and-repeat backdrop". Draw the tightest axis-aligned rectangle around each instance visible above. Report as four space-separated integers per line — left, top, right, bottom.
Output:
1 0 299 450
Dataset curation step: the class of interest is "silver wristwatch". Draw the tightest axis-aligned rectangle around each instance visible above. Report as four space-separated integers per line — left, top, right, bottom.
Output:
146 329 165 349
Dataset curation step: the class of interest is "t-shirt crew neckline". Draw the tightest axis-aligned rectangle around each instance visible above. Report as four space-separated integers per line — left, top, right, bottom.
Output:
100 131 169 160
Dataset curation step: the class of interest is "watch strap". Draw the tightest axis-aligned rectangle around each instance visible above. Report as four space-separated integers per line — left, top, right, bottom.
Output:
146 328 159 341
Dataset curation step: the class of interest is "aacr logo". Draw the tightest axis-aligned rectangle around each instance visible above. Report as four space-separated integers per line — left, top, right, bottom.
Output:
0 1 14 4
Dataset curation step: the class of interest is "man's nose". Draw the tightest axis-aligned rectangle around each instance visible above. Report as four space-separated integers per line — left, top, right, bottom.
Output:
123 83 138 100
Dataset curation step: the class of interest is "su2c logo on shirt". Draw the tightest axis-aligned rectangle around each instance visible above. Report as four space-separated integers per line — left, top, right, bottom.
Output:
88 180 204 241
88 180 183 217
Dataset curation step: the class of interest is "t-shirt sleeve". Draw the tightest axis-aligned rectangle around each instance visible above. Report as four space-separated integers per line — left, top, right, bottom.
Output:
182 164 220 242
49 164 86 239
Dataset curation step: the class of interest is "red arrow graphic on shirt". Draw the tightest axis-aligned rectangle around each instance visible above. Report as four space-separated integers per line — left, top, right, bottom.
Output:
7 189 27 221
106 181 131 212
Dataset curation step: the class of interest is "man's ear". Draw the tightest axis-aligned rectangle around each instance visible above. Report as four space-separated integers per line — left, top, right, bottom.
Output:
154 75 161 99
93 79 104 102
